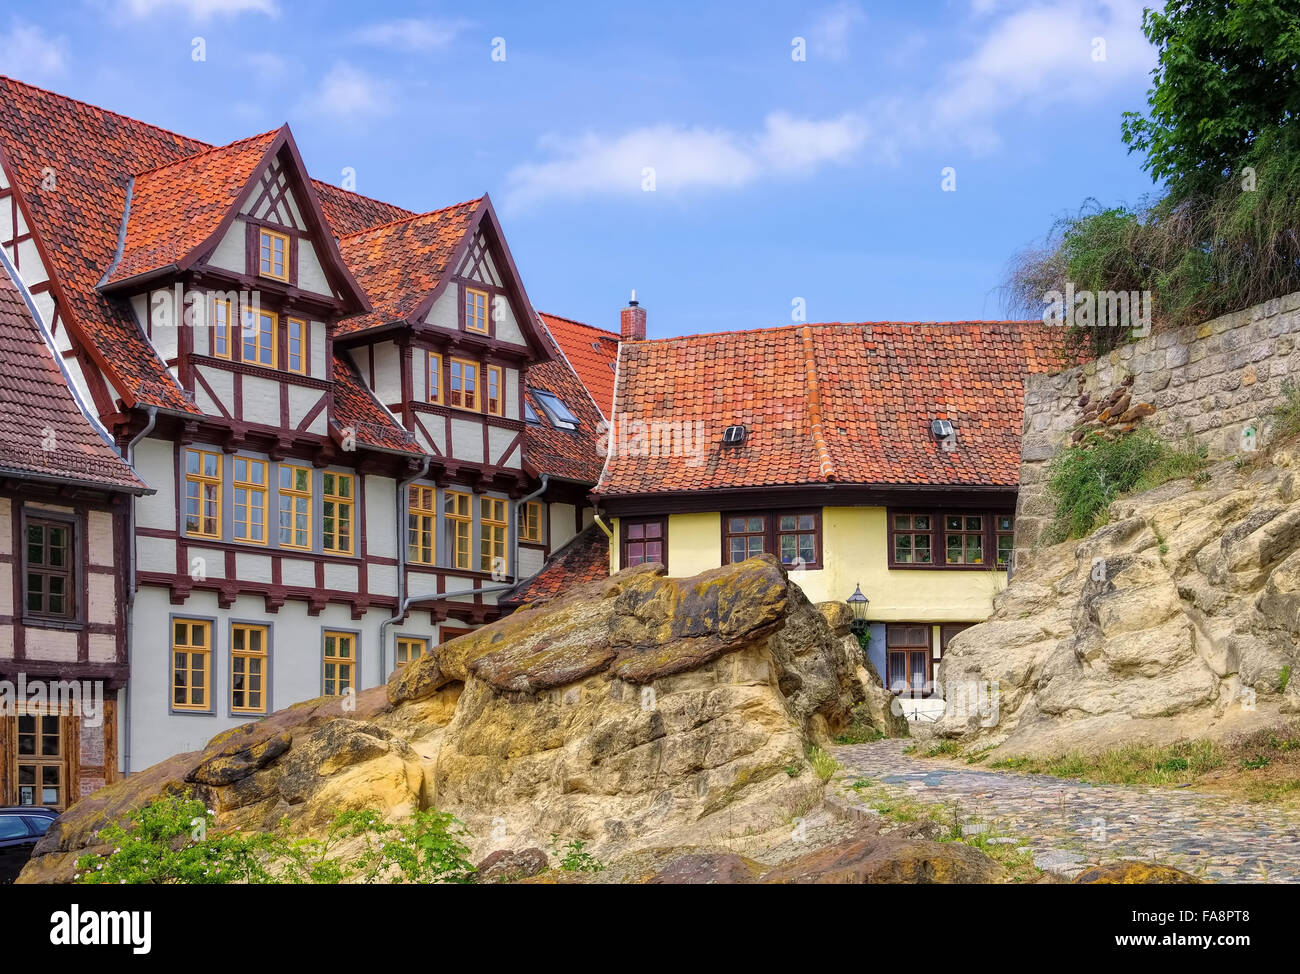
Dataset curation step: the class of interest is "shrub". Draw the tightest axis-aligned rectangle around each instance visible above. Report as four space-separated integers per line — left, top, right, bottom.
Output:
807 746 840 783
549 835 603 872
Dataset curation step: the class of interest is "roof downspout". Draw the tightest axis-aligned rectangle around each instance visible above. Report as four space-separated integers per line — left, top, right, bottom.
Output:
377 456 431 683
799 325 837 482
123 406 158 777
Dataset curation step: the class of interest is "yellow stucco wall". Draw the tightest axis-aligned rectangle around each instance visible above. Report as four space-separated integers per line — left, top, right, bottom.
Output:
611 507 1005 622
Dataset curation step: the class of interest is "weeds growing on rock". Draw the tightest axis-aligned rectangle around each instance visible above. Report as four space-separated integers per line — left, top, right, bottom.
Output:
549 835 604 873
807 746 840 783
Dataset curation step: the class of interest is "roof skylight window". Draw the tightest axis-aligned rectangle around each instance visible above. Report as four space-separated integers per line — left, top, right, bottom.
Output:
531 389 579 430
525 399 541 425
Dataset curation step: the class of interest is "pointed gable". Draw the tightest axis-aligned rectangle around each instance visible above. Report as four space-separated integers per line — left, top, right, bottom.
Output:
104 129 279 285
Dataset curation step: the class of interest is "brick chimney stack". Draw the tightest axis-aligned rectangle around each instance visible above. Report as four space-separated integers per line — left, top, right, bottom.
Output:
620 290 646 342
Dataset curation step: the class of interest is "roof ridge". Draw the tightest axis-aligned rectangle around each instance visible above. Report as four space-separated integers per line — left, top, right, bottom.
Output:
130 126 281 180
338 196 484 240
636 319 1047 344
310 178 417 217
0 75 212 151
798 325 837 483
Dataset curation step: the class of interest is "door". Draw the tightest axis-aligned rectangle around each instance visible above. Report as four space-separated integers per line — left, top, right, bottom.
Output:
14 713 64 809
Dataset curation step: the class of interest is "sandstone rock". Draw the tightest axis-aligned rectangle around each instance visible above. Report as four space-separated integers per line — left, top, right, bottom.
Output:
937 450 1300 754
643 851 763 884
476 847 549 882
1072 861 1201 884
760 831 1006 884
22 556 873 883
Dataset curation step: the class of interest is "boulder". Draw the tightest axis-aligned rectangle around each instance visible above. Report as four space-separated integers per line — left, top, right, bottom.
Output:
22 555 874 883
1073 862 1201 884
760 831 1006 884
476 848 549 883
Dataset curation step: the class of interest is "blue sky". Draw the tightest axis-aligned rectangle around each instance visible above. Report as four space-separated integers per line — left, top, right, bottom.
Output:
5 0 1162 337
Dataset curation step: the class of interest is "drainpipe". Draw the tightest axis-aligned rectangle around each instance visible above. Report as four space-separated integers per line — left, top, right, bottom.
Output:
396 474 551 636
377 456 431 682
122 406 157 777
592 512 614 539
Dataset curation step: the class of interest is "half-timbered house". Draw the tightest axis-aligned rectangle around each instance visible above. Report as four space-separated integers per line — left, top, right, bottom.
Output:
0 77 605 771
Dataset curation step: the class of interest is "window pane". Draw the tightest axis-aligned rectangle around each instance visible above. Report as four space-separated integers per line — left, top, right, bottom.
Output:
895 535 911 562
913 515 930 530
894 515 910 530
947 535 962 563
946 515 962 531
915 535 932 563
966 536 983 564
965 516 983 531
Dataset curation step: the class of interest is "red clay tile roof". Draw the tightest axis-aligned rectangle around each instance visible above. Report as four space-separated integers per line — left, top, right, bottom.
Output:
538 312 619 417
331 353 422 456
335 199 483 337
105 129 279 286
525 320 607 484
313 180 415 237
0 76 206 413
0 270 146 492
501 523 609 609
596 321 1067 496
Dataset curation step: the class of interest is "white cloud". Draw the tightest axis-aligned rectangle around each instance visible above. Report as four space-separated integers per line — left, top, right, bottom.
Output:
808 2 866 62
352 18 469 53
122 0 277 18
505 112 868 208
298 63 397 121
0 21 68 80
930 0 1154 151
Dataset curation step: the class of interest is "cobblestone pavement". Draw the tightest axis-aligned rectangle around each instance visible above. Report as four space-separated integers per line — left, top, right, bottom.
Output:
833 739 1300 883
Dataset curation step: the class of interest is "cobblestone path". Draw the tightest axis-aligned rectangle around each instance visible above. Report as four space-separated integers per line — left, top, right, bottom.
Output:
833 739 1300 883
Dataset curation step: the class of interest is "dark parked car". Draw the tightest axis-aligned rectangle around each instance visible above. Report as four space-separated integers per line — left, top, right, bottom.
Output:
0 807 59 884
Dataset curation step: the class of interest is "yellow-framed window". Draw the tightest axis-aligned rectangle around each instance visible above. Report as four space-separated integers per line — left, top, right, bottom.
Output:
278 464 312 549
233 457 268 544
486 365 503 416
212 297 232 359
172 618 210 711
428 352 443 404
242 308 277 369
408 485 437 565
464 287 489 333
449 358 479 410
480 497 508 574
518 500 543 543
287 317 307 374
183 449 222 538
322 471 355 554
231 623 268 714
395 637 426 668
444 491 472 570
323 631 355 696
259 227 289 281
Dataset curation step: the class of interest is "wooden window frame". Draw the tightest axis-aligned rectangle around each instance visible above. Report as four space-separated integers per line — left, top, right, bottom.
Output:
485 364 503 416
286 316 308 375
620 517 667 571
885 623 934 696
480 497 508 574
13 710 65 809
230 623 269 715
444 490 472 570
258 226 290 282
518 500 543 543
212 297 233 360
321 471 355 555
888 512 936 567
994 513 1015 569
886 509 1016 571
408 485 437 565
720 510 822 570
171 618 212 713
428 352 443 405
184 448 222 539
448 358 479 411
23 514 76 621
241 308 278 370
232 457 269 545
278 464 313 549
464 286 489 334
395 636 427 668
322 630 356 697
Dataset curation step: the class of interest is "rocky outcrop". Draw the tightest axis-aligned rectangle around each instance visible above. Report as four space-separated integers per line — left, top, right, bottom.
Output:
1073 862 1201 884
22 556 877 883
936 447 1300 755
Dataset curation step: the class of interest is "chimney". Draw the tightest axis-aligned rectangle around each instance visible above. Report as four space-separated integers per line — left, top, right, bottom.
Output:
620 290 646 342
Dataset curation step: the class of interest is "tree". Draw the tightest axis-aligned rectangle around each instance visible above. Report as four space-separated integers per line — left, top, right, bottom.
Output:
1121 0 1300 200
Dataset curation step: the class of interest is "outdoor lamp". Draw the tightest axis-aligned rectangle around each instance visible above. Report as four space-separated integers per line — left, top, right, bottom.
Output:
847 583 869 636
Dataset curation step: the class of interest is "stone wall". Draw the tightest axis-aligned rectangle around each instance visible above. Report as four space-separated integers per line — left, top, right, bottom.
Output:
1016 290 1300 552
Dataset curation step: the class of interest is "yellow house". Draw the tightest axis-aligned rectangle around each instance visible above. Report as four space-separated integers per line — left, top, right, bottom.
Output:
592 314 1063 697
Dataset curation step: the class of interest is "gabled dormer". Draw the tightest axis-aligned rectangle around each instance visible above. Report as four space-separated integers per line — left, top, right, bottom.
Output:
99 126 369 446
335 195 555 485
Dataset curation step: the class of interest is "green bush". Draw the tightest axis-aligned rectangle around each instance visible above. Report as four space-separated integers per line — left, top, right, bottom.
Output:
75 793 476 884
550 835 603 872
1045 429 1207 542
